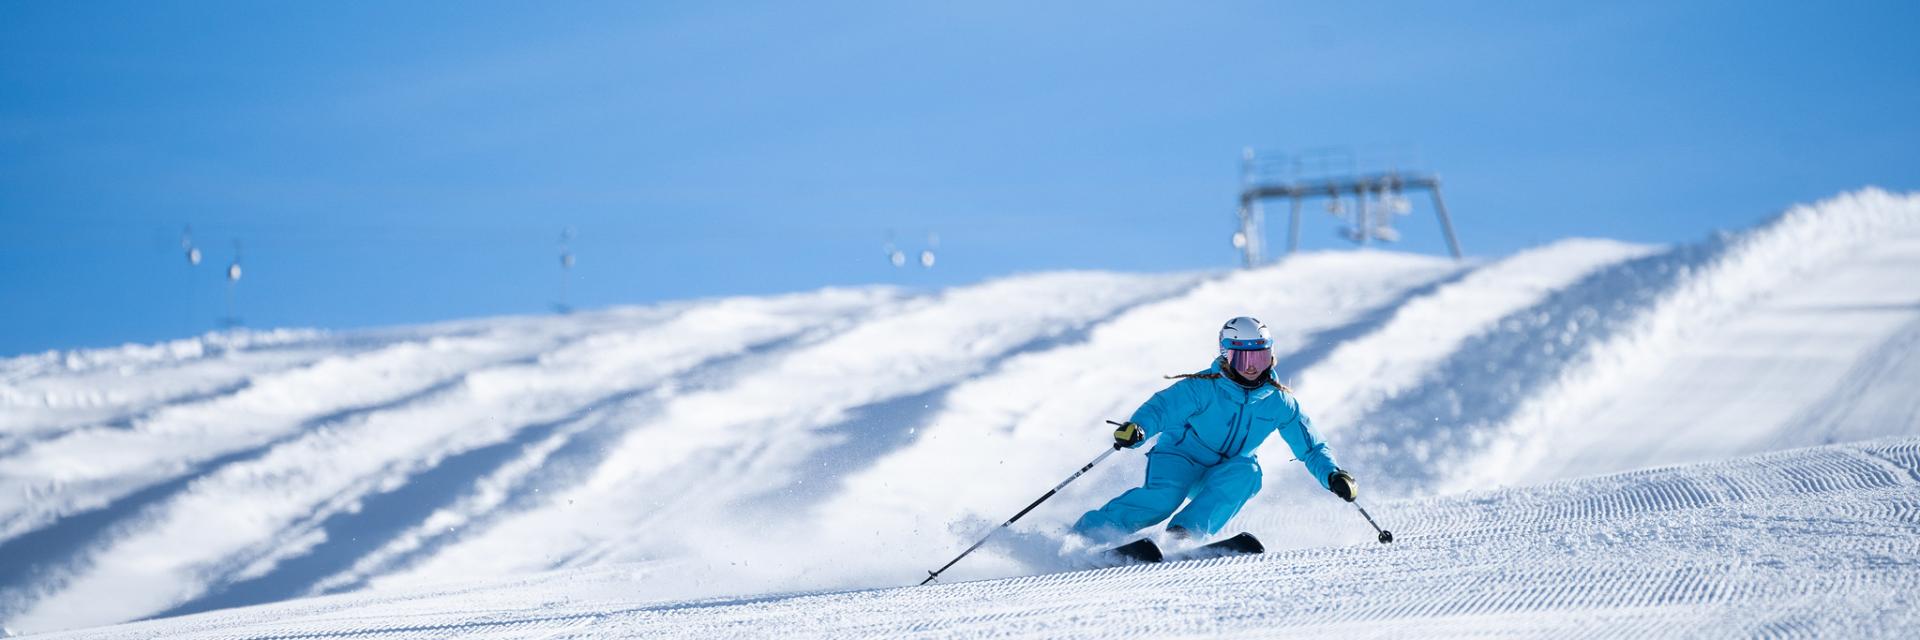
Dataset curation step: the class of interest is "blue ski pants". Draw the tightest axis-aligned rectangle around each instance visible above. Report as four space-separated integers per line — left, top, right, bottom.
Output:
1072 452 1262 540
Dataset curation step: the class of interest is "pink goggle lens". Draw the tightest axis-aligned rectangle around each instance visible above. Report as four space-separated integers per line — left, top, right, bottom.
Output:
1228 348 1273 372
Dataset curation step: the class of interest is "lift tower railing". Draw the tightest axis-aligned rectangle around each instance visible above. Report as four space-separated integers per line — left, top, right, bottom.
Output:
1235 149 1464 266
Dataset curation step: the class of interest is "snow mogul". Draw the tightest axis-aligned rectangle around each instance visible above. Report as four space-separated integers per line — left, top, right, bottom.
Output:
1071 316 1357 542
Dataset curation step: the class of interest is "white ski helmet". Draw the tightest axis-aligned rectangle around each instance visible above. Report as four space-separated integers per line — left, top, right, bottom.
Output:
1219 316 1275 378
1218 316 1272 358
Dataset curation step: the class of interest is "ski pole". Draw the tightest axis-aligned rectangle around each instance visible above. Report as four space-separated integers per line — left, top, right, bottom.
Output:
920 422 1130 586
1353 501 1394 544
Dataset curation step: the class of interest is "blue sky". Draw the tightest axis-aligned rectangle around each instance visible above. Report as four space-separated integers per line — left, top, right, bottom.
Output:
3 1 1917 356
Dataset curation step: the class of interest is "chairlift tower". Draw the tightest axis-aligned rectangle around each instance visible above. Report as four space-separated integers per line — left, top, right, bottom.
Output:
1235 147 1464 266
555 226 576 314
1232 149 1267 268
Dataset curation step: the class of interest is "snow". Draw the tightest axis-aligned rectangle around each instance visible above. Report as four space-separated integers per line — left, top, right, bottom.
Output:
24 438 1920 638
1463 189 1920 489
2 188 1917 637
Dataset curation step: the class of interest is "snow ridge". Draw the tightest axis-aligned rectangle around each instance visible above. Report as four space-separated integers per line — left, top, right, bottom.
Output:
1460 188 1920 490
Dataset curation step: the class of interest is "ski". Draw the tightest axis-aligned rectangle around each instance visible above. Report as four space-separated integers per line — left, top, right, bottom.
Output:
1164 532 1264 562
1102 538 1163 564
1100 532 1264 566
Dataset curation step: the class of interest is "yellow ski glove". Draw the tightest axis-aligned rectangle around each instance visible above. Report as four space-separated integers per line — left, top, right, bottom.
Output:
1112 421 1145 449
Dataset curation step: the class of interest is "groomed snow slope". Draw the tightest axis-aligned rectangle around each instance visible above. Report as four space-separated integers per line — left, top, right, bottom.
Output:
29 437 1920 639
3 188 1918 636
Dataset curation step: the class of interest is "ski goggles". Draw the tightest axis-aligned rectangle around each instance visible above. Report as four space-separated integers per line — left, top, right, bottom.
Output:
1227 345 1273 372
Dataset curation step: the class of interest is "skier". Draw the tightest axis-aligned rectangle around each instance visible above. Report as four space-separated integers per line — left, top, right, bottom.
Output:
1072 316 1358 542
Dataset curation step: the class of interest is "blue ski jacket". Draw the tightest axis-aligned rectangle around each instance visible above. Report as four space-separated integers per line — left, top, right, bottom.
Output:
1126 359 1342 489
